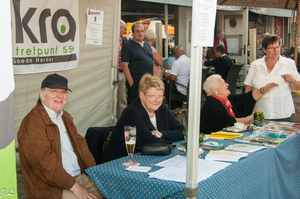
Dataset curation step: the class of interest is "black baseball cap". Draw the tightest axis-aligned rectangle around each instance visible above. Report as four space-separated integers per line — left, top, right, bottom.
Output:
41 73 72 92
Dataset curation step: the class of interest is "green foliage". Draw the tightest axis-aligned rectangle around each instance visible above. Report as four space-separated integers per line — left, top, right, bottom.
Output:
180 130 205 152
206 48 213 61
254 110 265 122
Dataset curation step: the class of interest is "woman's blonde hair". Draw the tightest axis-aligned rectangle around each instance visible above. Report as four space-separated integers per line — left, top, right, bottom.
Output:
139 73 164 94
144 29 156 42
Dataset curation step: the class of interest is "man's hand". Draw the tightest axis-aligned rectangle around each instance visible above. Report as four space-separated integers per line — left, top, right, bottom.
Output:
163 69 167 75
122 62 134 87
70 182 98 199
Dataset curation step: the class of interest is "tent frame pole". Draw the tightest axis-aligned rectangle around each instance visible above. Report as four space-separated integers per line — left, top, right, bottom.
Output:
294 0 300 66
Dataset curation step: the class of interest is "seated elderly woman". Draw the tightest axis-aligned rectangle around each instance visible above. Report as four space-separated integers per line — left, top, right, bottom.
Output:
100 74 185 163
200 74 278 134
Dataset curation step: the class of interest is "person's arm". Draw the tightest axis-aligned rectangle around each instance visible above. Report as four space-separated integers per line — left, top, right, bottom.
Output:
282 74 300 90
236 115 253 124
252 82 279 100
18 119 76 190
165 61 179 80
122 62 134 87
204 58 217 67
244 85 253 93
119 105 171 147
164 73 177 81
153 52 163 66
159 107 185 141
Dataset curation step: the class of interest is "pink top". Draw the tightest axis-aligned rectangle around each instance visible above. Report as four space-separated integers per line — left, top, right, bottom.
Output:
151 46 162 79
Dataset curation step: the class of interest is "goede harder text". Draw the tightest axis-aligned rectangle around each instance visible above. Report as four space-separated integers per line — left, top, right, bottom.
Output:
15 45 75 57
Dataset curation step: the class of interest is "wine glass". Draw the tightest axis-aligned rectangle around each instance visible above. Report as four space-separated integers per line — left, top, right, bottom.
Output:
123 125 140 166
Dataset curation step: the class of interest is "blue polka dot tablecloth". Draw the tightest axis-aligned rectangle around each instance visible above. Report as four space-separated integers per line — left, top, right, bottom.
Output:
86 131 300 199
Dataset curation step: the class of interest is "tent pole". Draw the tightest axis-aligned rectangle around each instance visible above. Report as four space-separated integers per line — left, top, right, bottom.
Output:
184 0 203 198
164 4 169 59
294 0 300 66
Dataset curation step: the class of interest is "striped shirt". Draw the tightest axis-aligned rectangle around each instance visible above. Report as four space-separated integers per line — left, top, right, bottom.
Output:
42 103 81 177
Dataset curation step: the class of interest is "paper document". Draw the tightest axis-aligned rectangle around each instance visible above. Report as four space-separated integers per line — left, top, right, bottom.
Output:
155 155 188 168
225 144 267 153
149 155 231 183
126 166 151 172
205 150 248 162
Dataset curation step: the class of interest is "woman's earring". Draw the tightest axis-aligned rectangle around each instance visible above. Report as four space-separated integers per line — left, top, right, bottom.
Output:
215 92 218 94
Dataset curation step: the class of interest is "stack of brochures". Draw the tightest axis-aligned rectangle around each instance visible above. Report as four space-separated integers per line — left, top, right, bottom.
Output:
242 121 298 146
243 134 282 145
224 144 267 153
200 141 225 150
205 150 248 162
252 129 296 139
263 121 300 135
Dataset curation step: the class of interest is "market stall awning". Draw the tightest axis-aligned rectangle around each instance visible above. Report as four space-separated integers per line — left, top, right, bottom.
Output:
217 0 296 9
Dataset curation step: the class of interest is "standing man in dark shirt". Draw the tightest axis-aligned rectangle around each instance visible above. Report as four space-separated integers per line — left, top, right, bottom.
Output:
121 22 153 105
204 44 232 80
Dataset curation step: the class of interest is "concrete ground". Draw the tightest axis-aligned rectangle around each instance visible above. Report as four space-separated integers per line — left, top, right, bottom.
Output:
16 153 28 199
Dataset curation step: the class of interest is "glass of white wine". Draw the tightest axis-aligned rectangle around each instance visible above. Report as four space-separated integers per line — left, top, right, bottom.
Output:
123 125 139 166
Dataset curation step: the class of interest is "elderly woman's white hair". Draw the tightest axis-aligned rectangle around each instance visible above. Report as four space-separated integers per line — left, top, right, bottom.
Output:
144 29 156 41
203 74 222 96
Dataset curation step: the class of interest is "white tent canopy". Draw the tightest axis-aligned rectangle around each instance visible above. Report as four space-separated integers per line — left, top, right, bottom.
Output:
13 0 120 141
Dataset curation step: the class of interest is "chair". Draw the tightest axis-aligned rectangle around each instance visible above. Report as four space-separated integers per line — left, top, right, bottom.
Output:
202 67 211 82
230 59 237 64
236 65 246 89
168 81 189 109
85 126 115 165
171 109 188 129
226 63 244 95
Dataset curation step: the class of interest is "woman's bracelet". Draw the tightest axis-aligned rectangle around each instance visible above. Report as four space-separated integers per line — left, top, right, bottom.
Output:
260 87 264 94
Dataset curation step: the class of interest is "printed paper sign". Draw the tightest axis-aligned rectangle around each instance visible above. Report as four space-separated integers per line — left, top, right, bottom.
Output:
85 9 104 45
11 0 79 74
193 0 217 47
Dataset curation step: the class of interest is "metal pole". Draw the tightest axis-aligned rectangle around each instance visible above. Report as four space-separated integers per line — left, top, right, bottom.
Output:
294 0 300 66
184 0 202 198
164 4 169 59
155 23 163 56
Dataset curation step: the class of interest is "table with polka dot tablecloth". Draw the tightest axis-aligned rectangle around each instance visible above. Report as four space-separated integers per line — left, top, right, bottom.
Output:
86 131 300 199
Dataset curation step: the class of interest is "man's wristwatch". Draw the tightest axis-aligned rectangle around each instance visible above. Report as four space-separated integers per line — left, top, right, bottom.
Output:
290 78 295 84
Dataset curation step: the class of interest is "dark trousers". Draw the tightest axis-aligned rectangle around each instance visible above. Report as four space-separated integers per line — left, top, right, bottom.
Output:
126 82 139 105
164 81 185 109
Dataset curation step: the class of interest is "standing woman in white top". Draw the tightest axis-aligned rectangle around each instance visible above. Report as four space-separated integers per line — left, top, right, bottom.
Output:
244 34 300 121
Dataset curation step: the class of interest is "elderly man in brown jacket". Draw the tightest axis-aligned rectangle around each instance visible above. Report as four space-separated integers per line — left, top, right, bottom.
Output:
17 74 105 199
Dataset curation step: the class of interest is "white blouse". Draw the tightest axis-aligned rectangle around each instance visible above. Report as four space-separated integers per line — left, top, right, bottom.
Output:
244 56 300 119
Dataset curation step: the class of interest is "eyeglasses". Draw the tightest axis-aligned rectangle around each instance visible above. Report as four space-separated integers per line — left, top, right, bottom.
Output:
146 94 165 100
46 89 68 96
267 46 281 50
121 26 127 31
